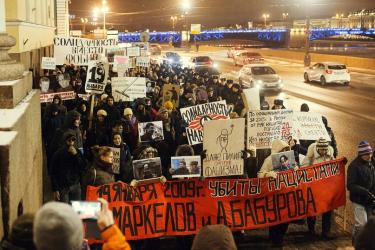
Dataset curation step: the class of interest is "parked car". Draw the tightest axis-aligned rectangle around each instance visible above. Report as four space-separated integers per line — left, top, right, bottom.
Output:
149 44 162 55
238 64 283 90
227 46 246 58
304 62 350 86
233 52 264 66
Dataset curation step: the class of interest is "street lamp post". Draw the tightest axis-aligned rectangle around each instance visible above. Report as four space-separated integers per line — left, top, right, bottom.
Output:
170 16 177 31
93 0 109 38
81 18 88 34
282 12 289 20
262 14 270 28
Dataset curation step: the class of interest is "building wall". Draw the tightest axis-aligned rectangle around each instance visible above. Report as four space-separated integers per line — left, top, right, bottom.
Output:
56 0 69 37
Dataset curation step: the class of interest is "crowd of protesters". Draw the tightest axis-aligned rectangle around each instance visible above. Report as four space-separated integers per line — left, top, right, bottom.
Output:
1 56 374 250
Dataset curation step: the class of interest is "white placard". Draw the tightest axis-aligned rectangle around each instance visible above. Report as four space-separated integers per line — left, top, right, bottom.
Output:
41 57 56 70
247 109 293 149
112 77 146 101
85 60 109 94
242 88 260 111
136 56 151 67
110 147 121 174
126 47 141 57
293 112 331 141
40 91 75 103
54 36 117 66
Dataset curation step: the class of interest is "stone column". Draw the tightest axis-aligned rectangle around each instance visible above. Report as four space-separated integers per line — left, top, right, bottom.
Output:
0 0 24 81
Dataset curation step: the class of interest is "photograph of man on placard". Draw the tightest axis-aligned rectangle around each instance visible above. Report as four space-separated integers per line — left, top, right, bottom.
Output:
271 150 297 172
138 121 164 142
133 157 162 180
170 156 201 178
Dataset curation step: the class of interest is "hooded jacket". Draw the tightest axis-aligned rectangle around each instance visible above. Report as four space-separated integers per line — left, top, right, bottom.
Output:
258 140 289 178
101 225 131 250
301 142 334 167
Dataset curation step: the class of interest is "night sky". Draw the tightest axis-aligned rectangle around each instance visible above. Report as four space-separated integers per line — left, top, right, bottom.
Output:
69 0 375 31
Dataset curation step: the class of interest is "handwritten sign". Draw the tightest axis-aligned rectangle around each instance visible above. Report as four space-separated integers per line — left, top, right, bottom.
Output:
110 147 121 174
112 77 146 101
293 112 331 141
41 57 56 70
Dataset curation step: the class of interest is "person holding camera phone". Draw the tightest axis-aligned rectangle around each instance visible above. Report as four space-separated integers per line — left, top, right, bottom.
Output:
347 141 375 242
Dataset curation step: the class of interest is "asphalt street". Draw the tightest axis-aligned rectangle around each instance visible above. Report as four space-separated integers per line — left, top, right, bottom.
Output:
176 49 375 163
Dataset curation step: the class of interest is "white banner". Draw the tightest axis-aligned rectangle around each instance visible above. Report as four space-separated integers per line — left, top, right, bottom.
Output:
241 88 260 111
85 60 109 94
293 112 331 141
247 109 293 149
136 56 151 67
41 57 56 70
126 47 141 57
54 37 117 66
40 91 75 103
112 77 146 101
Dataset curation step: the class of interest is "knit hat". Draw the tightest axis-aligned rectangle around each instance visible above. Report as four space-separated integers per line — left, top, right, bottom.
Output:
300 103 310 112
63 130 76 142
164 101 174 109
33 202 83 250
316 138 329 150
358 141 373 156
191 225 237 250
96 109 107 117
8 214 36 250
274 99 284 106
123 108 133 116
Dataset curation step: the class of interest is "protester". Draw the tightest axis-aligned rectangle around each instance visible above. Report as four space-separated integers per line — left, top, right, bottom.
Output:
111 132 133 183
301 138 336 239
354 216 375 250
50 131 87 202
1 214 36 250
191 225 237 250
347 141 375 241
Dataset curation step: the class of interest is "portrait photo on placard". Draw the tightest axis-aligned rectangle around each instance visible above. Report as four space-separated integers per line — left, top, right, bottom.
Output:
271 150 297 172
170 156 201 178
133 157 162 180
138 121 164 142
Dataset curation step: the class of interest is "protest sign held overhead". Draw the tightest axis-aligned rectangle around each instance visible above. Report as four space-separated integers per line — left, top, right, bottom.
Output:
241 88 260 111
293 112 331 141
162 84 180 108
126 47 141 57
133 157 162 181
180 101 230 145
41 57 56 70
85 60 109 94
136 56 151 67
271 150 297 172
203 119 245 178
112 77 146 102
87 158 347 241
247 109 293 149
138 121 164 142
54 36 117 65
171 156 201 178
110 147 121 174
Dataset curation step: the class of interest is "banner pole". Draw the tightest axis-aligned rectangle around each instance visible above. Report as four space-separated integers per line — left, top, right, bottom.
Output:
89 94 95 130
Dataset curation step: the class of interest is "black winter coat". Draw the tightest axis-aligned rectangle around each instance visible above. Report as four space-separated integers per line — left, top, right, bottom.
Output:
50 146 87 191
347 157 375 206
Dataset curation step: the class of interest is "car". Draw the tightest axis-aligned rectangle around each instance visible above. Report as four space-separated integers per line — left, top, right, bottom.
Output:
188 56 218 69
233 52 264 66
149 44 162 55
227 46 246 58
161 52 183 66
238 64 283 90
304 62 350 86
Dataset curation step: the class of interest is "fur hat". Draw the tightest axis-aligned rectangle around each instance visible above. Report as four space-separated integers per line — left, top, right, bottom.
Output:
191 225 237 250
123 108 133 116
33 202 83 250
316 138 329 150
176 144 195 156
96 109 107 117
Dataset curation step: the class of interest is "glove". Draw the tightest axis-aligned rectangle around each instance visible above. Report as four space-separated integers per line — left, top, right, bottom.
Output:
130 179 139 187
201 149 207 160
267 171 278 179
160 176 167 185
293 166 299 171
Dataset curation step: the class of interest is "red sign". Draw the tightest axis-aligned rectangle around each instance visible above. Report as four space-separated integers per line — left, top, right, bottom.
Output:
86 159 346 241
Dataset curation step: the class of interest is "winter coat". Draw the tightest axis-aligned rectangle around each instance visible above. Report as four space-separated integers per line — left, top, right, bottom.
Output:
112 143 133 183
101 225 131 250
103 104 121 125
43 111 65 148
49 110 83 156
258 140 289 178
87 121 110 147
83 159 115 187
50 145 87 191
121 117 139 153
347 157 375 206
301 142 334 167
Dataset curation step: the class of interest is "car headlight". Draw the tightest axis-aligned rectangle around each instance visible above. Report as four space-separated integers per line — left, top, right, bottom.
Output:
168 58 174 63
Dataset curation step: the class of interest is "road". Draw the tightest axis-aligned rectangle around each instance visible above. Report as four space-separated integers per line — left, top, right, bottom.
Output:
176 48 375 163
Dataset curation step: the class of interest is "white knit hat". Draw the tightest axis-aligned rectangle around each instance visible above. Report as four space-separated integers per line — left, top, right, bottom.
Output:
33 202 83 250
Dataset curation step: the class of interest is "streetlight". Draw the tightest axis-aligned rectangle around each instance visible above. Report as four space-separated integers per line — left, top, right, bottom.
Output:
81 18 88 34
282 13 289 20
93 0 109 38
170 16 178 30
182 0 191 13
262 14 270 27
